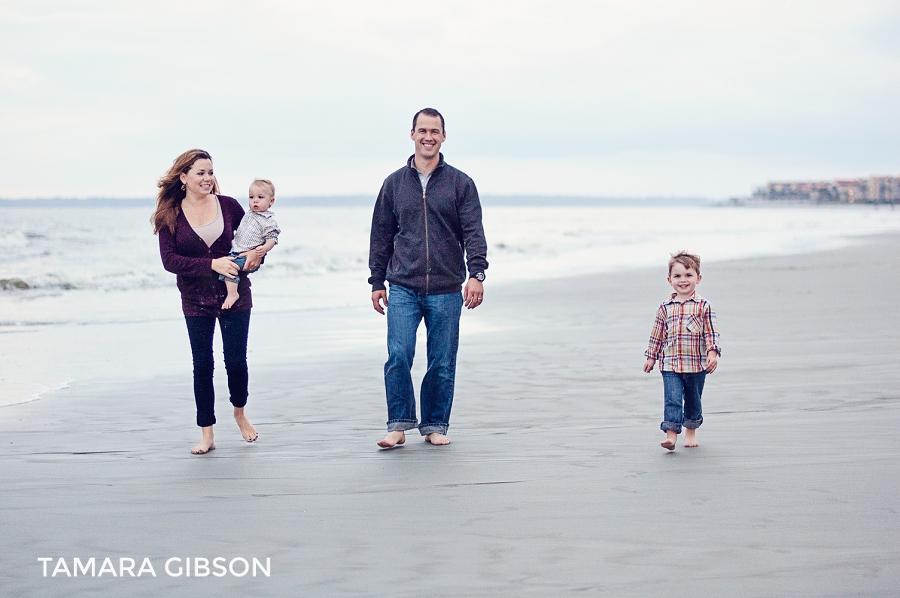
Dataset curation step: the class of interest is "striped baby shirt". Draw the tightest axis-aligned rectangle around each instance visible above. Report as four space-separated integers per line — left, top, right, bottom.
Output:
645 292 721 373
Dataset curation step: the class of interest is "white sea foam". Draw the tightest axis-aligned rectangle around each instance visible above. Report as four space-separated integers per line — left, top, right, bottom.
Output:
2 202 899 407
2 203 899 326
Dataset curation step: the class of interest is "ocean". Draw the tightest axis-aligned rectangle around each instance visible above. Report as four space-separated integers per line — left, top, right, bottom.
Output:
2 200 899 406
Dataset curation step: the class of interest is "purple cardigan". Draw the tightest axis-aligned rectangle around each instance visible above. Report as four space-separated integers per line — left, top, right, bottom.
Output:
159 195 252 316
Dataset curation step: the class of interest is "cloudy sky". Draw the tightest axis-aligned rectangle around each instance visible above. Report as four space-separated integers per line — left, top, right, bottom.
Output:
1 0 898 199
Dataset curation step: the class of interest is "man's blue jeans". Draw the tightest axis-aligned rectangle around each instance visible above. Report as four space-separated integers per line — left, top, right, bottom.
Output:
661 371 705 434
384 284 463 436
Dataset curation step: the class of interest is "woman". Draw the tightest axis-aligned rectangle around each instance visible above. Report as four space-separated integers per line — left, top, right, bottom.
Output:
153 149 260 454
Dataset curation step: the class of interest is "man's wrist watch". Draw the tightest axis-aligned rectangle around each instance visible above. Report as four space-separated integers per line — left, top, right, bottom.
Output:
471 271 485 282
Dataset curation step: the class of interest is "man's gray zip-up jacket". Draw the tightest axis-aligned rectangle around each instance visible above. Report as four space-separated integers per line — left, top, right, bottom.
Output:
368 154 488 295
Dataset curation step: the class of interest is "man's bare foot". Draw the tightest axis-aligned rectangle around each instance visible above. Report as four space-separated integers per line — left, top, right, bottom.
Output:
661 430 677 451
234 408 258 442
221 291 239 310
191 427 216 455
425 433 451 446
377 430 406 448
684 428 699 447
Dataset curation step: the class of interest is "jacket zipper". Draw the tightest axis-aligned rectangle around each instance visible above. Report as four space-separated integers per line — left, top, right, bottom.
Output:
422 184 430 294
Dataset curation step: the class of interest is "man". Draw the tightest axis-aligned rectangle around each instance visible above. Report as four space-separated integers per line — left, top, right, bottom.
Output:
368 108 489 448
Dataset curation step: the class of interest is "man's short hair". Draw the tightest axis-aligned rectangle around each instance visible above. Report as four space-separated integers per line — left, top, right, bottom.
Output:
668 251 701 275
412 108 445 132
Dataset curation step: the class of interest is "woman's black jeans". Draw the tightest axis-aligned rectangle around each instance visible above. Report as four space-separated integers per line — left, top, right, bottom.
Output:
184 309 251 427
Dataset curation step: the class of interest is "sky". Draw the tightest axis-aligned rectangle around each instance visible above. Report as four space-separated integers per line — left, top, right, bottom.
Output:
1 0 898 199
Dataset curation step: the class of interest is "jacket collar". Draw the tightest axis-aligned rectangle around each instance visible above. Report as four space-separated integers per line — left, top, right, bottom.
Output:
407 153 445 173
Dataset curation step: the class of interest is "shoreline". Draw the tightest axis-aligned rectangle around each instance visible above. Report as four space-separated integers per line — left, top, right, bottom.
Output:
2 227 898 409
3 233 899 595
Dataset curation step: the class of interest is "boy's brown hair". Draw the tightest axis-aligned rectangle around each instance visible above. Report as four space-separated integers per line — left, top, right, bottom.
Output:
668 251 701 275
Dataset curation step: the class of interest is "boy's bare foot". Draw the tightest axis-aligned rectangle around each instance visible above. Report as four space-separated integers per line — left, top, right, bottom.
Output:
377 431 405 448
191 427 216 454
685 428 699 447
425 433 451 446
661 430 677 451
221 291 239 310
233 408 257 442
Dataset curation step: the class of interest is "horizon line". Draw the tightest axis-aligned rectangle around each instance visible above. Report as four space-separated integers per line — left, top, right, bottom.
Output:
0 194 722 207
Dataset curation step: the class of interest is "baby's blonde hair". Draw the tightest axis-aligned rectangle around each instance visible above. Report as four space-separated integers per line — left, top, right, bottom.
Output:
668 251 701 275
250 179 275 196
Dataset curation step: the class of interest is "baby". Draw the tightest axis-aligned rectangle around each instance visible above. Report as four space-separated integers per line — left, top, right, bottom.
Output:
220 179 280 309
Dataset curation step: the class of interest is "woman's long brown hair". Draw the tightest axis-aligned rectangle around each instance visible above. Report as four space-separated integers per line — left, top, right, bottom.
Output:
151 149 220 234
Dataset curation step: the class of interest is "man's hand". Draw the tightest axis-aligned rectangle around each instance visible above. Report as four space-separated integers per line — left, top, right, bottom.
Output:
643 358 656 373
463 278 484 309
372 290 388 315
705 351 718 374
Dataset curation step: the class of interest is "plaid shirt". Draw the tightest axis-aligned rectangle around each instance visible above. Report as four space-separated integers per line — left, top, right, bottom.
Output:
230 210 280 253
645 292 721 373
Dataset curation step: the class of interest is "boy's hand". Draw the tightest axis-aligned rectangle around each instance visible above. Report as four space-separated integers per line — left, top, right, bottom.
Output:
643 358 655 373
706 351 718 373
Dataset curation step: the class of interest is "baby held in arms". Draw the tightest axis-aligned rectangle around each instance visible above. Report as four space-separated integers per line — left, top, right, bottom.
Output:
220 179 280 309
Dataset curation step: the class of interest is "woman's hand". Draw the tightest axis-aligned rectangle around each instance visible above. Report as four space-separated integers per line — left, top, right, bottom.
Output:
240 250 263 272
211 256 239 278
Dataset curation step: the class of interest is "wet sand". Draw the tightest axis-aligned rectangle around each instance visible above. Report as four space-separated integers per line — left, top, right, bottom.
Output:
2 234 899 597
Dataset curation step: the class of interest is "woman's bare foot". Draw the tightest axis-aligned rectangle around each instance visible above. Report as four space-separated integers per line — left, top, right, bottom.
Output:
191 426 216 455
377 431 406 448
660 430 677 451
233 407 258 442
221 291 239 310
425 433 451 446
684 428 699 447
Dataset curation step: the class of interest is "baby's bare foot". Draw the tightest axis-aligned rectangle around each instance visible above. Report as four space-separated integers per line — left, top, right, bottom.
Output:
221 292 239 310
234 409 257 442
377 431 406 448
684 429 699 447
425 433 451 446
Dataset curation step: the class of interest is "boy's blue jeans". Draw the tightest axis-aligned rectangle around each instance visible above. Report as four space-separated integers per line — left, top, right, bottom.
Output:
218 252 259 283
384 284 463 436
661 371 705 433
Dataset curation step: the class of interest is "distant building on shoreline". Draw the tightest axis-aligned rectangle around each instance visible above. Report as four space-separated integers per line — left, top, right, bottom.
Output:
751 175 900 204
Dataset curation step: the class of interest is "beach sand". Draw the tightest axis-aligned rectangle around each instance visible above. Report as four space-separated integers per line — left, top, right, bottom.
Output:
2 234 898 597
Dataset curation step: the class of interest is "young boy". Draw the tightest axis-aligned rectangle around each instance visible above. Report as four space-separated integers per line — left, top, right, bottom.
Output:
643 251 721 450
220 179 280 309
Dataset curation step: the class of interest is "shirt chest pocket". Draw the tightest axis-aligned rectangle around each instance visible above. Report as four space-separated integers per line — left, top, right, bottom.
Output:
680 314 702 334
